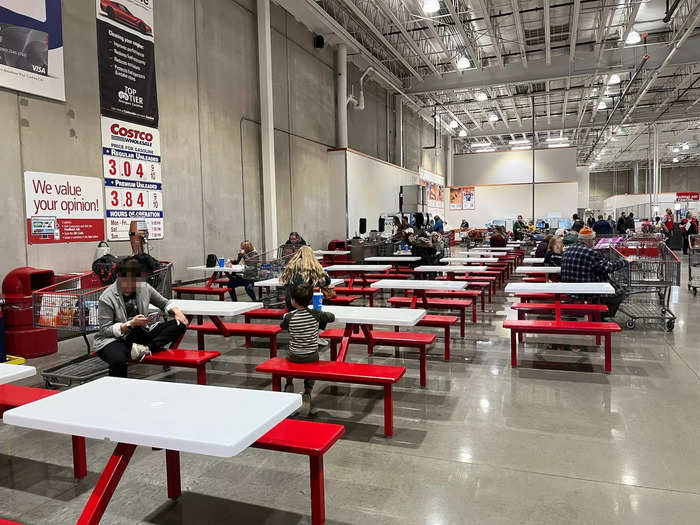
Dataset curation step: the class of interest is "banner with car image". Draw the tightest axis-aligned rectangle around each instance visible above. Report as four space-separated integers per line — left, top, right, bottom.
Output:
0 0 65 101
96 0 158 126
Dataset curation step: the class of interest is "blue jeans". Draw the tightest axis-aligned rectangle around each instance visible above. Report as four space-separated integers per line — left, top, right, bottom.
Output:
228 275 256 301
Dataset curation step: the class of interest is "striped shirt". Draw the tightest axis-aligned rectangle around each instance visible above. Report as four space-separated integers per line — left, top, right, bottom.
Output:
281 308 335 356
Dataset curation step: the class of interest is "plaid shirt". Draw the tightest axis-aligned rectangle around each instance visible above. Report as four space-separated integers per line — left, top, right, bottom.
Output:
561 242 627 283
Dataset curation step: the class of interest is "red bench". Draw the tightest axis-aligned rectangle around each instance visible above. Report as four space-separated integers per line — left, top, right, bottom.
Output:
511 303 609 344
503 320 621 372
243 308 286 346
251 419 344 525
256 358 405 436
424 289 484 311
334 287 378 306
137 349 221 385
387 296 474 337
172 285 230 301
320 329 435 387
393 314 457 360
364 273 412 280
0 385 87 480
188 322 281 356
323 295 359 306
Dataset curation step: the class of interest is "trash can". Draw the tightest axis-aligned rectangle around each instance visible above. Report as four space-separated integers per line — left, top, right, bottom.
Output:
2 267 57 359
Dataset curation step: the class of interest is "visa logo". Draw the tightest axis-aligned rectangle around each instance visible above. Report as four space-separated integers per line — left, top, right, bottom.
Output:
32 64 46 74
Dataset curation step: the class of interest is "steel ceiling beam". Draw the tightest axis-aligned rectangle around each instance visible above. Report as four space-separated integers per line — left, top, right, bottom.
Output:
510 0 528 66
544 0 552 65
443 0 481 70
473 0 504 69
569 0 581 62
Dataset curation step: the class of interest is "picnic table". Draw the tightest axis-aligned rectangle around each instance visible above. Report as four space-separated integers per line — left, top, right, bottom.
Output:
325 264 392 288
504 282 614 321
314 250 350 255
413 265 488 279
515 266 561 281
254 278 344 288
0 364 36 385
522 258 544 264
441 257 498 264
3 377 300 524
371 279 466 308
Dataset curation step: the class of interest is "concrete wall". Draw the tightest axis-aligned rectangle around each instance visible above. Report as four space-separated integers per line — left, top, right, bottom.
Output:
0 0 447 281
590 165 700 201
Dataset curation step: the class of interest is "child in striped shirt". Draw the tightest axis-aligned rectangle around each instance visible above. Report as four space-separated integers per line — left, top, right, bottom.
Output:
281 284 335 415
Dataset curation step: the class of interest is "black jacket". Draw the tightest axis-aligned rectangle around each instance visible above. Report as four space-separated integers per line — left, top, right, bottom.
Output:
616 217 626 233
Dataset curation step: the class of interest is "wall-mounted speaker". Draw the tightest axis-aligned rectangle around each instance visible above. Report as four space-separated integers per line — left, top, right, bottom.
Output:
378 217 385 232
359 218 367 235
313 35 325 49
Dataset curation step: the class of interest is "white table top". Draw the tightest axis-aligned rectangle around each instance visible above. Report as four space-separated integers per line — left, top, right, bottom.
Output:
254 278 344 288
467 251 509 256
393 251 417 256
515 266 561 274
325 265 392 272
471 246 513 251
414 265 488 273
3 377 300 457
504 282 615 294
317 305 426 326
364 256 421 262
441 257 499 263
187 265 245 273
522 258 545 264
164 300 263 317
371 279 467 291
314 250 350 255
0 364 36 385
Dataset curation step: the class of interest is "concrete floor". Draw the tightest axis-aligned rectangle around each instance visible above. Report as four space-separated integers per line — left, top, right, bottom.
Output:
2 255 700 524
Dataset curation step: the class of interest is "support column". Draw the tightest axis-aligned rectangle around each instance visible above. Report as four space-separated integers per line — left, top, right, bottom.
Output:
394 94 403 167
445 136 453 219
257 0 277 251
335 44 348 149
652 124 659 213
633 162 639 194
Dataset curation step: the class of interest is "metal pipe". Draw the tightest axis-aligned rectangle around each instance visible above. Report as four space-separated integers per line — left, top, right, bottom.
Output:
664 0 682 23
395 94 403 167
335 44 348 148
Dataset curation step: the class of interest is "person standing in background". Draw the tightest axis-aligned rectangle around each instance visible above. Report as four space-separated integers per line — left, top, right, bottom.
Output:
681 211 698 254
572 213 584 233
625 213 636 233
616 212 627 234
513 215 526 240
663 209 675 240
430 215 444 233
607 215 616 231
593 214 613 235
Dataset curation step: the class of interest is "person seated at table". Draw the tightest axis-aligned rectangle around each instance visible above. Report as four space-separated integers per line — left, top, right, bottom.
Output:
94 257 189 378
544 236 564 266
592 214 613 235
534 234 553 258
429 215 444 233
279 246 331 311
561 227 628 317
489 226 507 247
460 219 469 230
281 284 335 416
285 231 306 246
226 241 258 301
411 233 438 266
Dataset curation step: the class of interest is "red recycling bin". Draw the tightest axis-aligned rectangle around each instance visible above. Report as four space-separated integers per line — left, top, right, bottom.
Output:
2 267 57 358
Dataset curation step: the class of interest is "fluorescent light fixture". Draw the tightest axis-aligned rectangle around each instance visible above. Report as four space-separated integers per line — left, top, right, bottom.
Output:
449 119 459 129
458 129 467 137
598 101 607 110
626 30 641 45
608 74 621 85
511 146 531 151
456 55 471 70
610 136 618 142
509 139 530 145
422 0 440 14
471 141 491 148
546 136 568 142
474 91 488 102
475 147 495 153
673 157 679 163
548 143 570 148
488 113 498 122
672 147 680 153
590 163 597 169
682 144 690 150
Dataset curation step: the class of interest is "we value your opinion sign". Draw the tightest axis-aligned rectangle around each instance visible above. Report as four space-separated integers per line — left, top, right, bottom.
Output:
24 171 105 244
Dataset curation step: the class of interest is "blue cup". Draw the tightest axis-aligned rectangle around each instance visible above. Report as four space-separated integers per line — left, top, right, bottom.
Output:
312 292 323 310
219 258 225 267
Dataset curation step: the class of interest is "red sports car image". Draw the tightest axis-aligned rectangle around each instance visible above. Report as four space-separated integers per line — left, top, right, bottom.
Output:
100 1 152 35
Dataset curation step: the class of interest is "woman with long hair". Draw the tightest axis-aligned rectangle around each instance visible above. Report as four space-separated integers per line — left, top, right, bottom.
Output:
279 246 331 310
227 241 258 301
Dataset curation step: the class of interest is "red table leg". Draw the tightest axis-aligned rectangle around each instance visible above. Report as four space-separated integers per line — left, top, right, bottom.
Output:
336 324 356 362
604 334 612 373
383 385 393 437
510 331 518 368
166 450 181 500
72 436 87 479
77 443 137 525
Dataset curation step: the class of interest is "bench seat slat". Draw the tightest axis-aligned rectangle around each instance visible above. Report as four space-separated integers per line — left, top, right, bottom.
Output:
256 358 405 384
252 419 344 456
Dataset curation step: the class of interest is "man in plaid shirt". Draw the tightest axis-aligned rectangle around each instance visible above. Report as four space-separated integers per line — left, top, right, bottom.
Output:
561 227 628 316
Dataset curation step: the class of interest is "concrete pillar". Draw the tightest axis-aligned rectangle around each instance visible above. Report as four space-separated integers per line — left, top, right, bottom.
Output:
257 0 277 251
394 93 403 167
335 44 348 149
444 136 453 219
633 162 639 194
652 124 659 211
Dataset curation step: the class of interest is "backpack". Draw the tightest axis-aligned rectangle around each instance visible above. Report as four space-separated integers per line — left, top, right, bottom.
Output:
92 254 119 285
206 254 218 267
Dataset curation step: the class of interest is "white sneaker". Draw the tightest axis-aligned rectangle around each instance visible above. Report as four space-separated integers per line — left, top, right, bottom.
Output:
130 343 151 362
318 338 330 347
284 383 294 393
301 393 312 416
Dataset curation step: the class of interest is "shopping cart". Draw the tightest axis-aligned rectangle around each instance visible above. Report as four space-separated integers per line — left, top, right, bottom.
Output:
33 263 173 388
245 246 300 307
688 234 700 295
608 241 680 331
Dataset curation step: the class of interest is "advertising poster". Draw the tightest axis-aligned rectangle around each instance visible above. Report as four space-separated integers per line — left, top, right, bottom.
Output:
462 186 475 210
96 0 158 126
449 188 463 210
101 116 164 241
24 171 105 244
0 0 65 101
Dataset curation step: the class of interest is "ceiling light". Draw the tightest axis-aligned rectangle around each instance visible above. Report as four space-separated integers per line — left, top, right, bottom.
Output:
626 30 641 45
608 74 621 85
590 163 597 169
449 119 459 129
472 141 491 148
475 147 495 153
548 143 570 148
511 146 531 151
422 0 440 14
682 144 690 150
610 136 618 142
474 91 488 102
673 157 679 163
598 101 607 110
672 147 680 153
458 129 467 137
456 55 471 70
546 137 568 142
488 113 498 122
509 139 530 145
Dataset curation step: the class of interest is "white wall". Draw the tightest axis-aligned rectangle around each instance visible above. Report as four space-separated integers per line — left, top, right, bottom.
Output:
336 149 420 237
453 147 577 185
445 182 579 229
